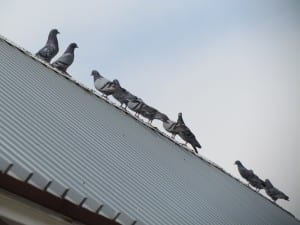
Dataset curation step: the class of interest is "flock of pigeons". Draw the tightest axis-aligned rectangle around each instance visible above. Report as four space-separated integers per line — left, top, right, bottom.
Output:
35 29 202 154
35 29 288 202
235 160 289 202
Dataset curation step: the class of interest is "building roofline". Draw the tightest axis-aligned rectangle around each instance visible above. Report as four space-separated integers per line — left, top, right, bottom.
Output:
0 172 120 225
0 34 298 221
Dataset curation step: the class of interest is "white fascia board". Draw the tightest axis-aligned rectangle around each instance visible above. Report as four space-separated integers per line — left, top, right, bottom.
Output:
0 189 81 225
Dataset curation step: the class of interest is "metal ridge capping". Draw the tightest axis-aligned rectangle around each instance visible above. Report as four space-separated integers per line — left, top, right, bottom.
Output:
0 34 298 222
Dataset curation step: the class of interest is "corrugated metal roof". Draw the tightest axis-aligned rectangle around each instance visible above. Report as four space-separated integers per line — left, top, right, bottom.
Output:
0 35 299 225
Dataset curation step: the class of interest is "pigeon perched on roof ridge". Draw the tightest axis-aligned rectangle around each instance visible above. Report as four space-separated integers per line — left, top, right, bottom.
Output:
163 118 187 139
176 112 202 153
36 29 59 63
112 79 137 109
234 160 265 191
127 98 145 117
234 160 255 181
247 174 265 191
264 179 289 202
139 104 169 124
91 70 116 97
51 42 78 73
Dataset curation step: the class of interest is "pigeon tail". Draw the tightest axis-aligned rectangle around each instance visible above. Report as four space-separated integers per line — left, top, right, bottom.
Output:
192 145 198 154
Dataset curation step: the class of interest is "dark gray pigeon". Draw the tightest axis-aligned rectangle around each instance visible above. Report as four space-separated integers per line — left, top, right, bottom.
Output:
91 70 116 97
127 97 168 124
234 160 255 181
163 118 186 139
234 160 265 191
51 43 78 73
139 104 169 124
176 112 201 153
112 79 137 108
264 179 289 202
36 29 59 62
247 174 265 191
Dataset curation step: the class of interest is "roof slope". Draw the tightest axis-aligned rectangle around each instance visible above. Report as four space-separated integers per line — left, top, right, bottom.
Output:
0 36 299 225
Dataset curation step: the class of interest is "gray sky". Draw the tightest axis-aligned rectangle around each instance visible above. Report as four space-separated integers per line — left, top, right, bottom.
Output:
1 0 300 218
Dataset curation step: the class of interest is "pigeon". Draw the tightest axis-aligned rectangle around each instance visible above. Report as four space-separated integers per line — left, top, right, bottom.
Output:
163 118 186 139
112 79 137 108
234 160 265 191
127 98 145 117
36 29 59 62
264 179 289 202
52 43 78 73
234 160 255 181
247 174 265 191
139 104 169 124
176 113 201 153
91 70 116 97
127 98 168 123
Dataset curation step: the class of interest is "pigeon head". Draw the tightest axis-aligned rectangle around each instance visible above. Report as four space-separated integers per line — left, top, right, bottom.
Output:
64 43 78 53
264 179 273 188
47 29 59 45
234 160 242 166
113 79 121 87
70 43 78 49
50 29 60 35
177 112 185 125
91 70 103 78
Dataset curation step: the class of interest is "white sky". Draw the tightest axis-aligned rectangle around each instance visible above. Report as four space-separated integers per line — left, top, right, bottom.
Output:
1 0 300 219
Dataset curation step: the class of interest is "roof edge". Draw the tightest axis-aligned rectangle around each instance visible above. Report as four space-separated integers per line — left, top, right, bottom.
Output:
0 172 120 225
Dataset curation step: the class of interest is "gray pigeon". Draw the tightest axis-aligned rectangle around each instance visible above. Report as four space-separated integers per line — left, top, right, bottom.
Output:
139 104 168 124
112 79 137 108
264 179 289 202
176 112 201 153
234 160 265 191
52 43 78 73
127 98 145 117
36 29 59 62
91 70 116 97
163 118 186 139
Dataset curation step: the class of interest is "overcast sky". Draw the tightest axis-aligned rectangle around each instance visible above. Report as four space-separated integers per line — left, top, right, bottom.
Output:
1 0 300 219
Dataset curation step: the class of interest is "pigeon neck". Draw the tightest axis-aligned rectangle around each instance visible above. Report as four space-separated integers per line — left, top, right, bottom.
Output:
93 75 101 82
237 162 244 168
177 115 185 125
47 33 58 46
